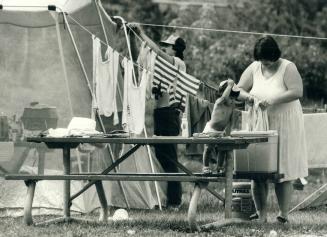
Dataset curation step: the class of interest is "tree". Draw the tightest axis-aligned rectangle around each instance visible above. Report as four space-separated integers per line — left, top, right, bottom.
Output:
162 0 327 102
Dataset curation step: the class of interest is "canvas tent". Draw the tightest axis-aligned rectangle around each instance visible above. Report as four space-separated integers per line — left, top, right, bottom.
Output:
0 0 166 215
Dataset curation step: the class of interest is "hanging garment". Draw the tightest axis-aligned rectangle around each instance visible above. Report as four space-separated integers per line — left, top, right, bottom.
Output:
122 58 147 135
185 94 214 157
137 42 157 99
153 56 200 110
247 99 269 131
197 82 220 103
92 36 119 124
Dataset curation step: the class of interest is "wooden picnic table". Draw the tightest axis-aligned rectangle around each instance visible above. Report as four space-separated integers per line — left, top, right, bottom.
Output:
5 135 270 230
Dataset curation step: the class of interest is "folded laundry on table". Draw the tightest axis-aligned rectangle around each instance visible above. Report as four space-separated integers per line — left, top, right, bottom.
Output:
193 131 225 138
94 130 129 138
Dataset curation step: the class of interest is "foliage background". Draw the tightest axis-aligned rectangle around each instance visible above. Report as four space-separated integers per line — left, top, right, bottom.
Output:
104 0 327 105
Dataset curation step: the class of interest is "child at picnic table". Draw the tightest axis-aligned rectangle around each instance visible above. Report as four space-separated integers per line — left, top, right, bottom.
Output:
202 79 253 174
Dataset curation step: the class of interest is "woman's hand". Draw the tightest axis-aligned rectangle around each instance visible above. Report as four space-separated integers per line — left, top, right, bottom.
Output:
258 99 272 110
246 94 255 106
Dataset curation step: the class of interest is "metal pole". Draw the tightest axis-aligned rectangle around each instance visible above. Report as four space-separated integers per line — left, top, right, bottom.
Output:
144 128 162 210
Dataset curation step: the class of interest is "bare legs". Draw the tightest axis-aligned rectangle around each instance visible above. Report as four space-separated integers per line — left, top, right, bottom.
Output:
275 181 293 219
252 180 293 222
202 145 212 174
252 180 269 222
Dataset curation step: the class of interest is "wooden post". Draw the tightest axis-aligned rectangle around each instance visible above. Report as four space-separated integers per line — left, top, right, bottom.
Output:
95 181 108 222
187 184 202 232
23 180 36 225
62 148 71 220
224 151 234 219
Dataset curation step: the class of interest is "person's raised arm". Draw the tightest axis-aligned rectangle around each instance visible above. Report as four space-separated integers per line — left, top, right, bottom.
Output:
127 23 175 65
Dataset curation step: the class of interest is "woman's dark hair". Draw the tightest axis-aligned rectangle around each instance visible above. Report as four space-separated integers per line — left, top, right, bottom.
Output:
172 37 186 60
253 35 281 62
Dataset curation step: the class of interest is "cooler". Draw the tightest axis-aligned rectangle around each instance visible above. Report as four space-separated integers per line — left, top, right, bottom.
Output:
231 130 278 173
21 104 58 131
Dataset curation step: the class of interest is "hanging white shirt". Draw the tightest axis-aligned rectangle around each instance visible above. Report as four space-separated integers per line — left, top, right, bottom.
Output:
122 58 147 135
137 41 157 99
92 36 119 124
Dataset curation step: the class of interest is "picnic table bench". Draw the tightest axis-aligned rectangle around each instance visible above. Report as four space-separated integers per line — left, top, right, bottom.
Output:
5 135 275 231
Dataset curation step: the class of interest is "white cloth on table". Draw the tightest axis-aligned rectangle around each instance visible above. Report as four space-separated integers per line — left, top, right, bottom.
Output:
122 58 147 135
247 99 269 131
249 58 308 182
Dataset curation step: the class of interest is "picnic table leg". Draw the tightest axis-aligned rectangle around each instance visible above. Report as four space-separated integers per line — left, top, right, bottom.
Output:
188 183 202 232
95 181 108 222
224 151 233 219
63 147 71 220
23 180 36 225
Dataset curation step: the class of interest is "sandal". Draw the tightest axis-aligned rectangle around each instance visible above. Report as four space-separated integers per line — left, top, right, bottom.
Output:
276 215 289 224
249 213 259 220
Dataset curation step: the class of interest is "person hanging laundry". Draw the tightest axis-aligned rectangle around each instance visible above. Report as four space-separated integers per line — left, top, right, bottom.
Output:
92 35 119 124
121 58 147 135
128 23 193 210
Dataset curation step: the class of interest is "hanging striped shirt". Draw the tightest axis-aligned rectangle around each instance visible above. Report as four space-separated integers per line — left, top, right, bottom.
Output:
153 55 200 110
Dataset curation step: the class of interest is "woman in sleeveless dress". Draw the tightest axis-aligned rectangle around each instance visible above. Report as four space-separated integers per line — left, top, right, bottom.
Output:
237 36 308 223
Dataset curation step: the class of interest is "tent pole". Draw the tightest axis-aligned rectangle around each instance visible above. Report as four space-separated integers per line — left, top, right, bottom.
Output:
113 16 137 86
144 127 162 210
97 0 118 26
94 0 109 46
62 12 93 96
62 11 130 209
51 12 74 118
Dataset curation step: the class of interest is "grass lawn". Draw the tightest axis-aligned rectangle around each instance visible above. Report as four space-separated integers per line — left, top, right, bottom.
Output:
1 179 327 237
1 157 327 237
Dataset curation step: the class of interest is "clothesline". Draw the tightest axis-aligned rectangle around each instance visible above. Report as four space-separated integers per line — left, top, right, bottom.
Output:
67 15 149 74
68 14 218 93
135 22 327 41
127 25 219 93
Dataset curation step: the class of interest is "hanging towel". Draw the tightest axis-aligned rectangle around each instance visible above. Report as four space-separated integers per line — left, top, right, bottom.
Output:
153 56 200 110
92 36 119 124
247 99 269 131
122 58 147 135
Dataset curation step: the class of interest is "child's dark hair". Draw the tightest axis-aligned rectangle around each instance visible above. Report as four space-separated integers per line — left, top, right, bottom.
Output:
253 35 281 62
173 37 186 60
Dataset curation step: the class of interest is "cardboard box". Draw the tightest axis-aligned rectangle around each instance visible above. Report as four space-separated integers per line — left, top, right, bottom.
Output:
232 130 278 173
